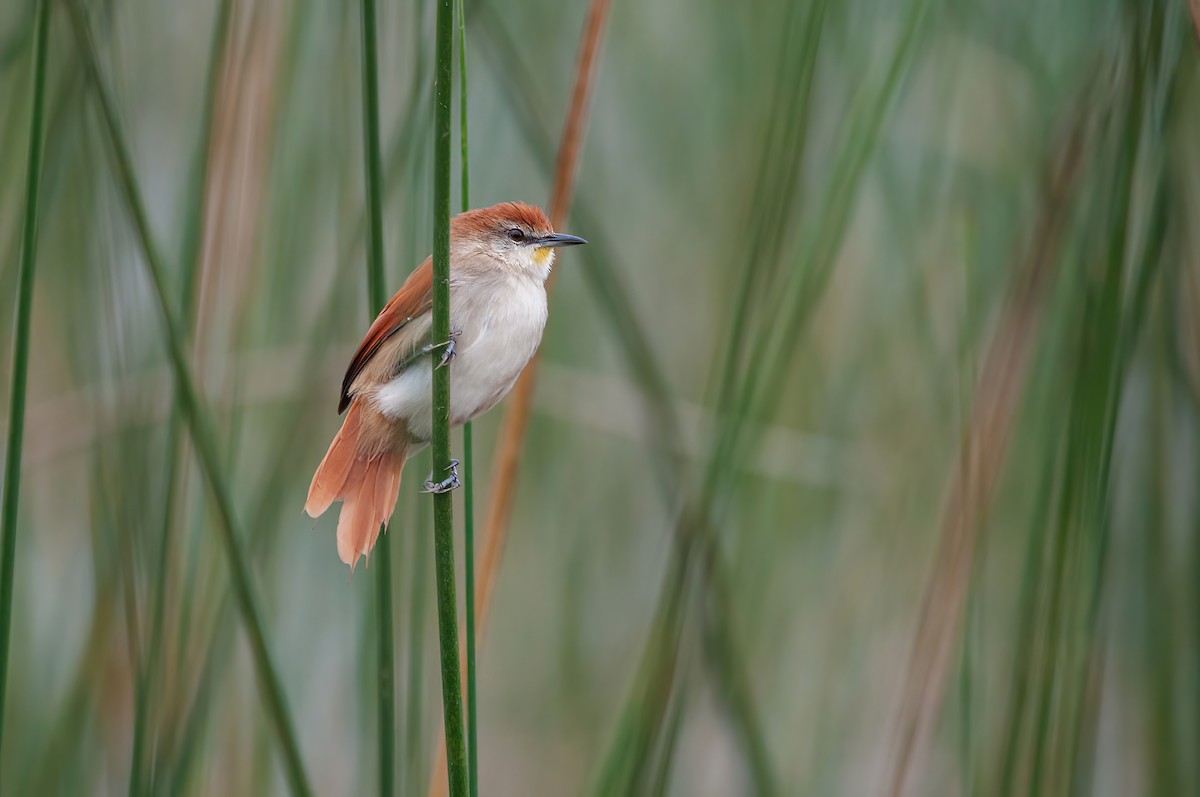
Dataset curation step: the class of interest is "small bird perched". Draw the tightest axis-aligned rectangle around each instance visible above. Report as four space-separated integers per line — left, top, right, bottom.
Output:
305 202 585 568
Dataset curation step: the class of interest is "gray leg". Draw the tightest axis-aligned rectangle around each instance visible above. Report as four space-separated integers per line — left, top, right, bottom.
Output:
433 328 463 369
421 458 461 494
401 328 462 376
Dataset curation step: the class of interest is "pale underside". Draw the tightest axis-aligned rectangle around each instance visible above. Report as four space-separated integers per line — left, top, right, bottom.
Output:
348 256 550 455
306 205 559 568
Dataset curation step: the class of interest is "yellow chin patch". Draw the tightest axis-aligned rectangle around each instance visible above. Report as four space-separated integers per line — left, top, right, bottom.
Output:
533 246 554 267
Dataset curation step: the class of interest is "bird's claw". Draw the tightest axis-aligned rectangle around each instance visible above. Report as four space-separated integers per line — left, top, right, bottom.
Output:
421 458 461 494
434 328 462 369
437 339 456 369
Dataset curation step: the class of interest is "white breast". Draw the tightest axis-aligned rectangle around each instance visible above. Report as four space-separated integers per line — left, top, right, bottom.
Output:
372 271 548 443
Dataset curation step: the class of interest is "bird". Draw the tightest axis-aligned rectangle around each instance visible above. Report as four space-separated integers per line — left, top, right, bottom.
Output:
305 201 586 568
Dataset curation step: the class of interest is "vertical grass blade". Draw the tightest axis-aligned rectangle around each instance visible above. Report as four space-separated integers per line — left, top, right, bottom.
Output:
423 4 613 790
358 0 395 793
403 15 432 783
431 0 467 792
406 474 431 797
360 0 388 313
0 0 50 763
455 0 478 792
63 3 312 794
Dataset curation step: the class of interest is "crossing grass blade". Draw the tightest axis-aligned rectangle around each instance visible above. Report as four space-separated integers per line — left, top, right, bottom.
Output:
62 3 312 793
129 1 234 793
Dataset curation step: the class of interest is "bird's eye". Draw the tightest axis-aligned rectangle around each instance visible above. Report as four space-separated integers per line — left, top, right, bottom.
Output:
506 228 525 242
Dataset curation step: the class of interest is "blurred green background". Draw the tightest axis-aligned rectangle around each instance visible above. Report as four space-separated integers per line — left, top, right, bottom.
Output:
1 0 1198 794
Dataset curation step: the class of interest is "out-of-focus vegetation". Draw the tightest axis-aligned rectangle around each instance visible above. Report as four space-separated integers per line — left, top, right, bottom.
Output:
1 0 1198 795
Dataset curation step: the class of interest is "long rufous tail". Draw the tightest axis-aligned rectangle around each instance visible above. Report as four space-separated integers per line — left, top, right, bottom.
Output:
305 401 406 569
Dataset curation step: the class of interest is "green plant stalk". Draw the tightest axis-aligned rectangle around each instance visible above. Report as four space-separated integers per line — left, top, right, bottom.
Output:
161 3 382 782
361 0 387 313
64 3 312 794
1051 68 1168 795
431 0 467 792
455 0 478 793
164 355 347 795
0 0 50 763
708 0 824 434
461 419 477 796
993 466 1057 797
1028 64 1142 797
374 548 395 797
713 0 932 510
406 467 431 797
358 0 395 793
589 549 691 795
404 36 431 787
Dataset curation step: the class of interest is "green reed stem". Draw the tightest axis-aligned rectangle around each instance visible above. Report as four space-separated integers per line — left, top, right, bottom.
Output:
0 0 50 764
403 15 431 783
361 0 387 314
455 0 478 793
406 466 430 796
358 0 395 793
64 3 312 794
432 0 467 792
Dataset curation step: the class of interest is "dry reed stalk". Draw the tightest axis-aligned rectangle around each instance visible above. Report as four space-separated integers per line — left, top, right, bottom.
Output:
1189 0 1200 46
156 0 285 753
425 2 612 794
885 100 1095 797
192 1 284 388
478 0 612 585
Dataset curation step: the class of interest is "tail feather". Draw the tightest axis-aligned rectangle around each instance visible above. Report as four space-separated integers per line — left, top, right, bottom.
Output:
305 404 363 517
334 496 360 566
333 458 369 565
372 456 400 532
307 402 406 569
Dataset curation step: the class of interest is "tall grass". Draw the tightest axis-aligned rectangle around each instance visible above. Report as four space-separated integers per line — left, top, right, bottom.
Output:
356 0 395 793
454 0 479 791
0 0 49 762
1 0 1198 794
430 0 468 793
888 78 1099 797
63 2 311 793
129 2 232 792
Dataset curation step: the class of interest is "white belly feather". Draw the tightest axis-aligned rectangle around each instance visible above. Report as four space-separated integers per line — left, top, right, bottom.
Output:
372 272 547 443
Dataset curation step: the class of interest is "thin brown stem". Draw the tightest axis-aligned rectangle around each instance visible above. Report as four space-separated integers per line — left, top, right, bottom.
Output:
480 0 611 556
885 95 1098 797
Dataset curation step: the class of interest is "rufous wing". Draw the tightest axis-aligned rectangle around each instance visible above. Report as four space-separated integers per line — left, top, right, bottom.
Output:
339 256 434 413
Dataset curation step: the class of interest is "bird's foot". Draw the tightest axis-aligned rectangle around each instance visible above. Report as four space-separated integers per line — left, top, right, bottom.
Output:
433 328 462 369
421 458 461 494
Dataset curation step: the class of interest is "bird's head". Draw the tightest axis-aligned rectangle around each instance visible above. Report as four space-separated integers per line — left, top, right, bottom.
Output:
452 201 587 280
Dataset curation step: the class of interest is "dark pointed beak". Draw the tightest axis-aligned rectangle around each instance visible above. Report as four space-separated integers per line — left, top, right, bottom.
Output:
538 233 587 248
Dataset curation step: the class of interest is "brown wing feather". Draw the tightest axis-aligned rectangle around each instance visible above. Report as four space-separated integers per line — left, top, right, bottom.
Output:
339 257 434 413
